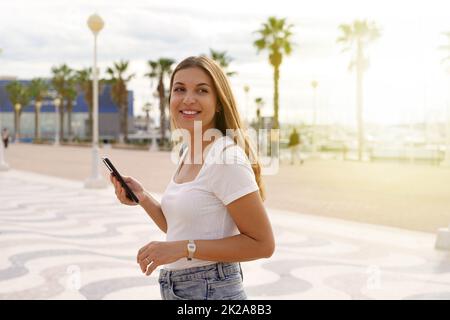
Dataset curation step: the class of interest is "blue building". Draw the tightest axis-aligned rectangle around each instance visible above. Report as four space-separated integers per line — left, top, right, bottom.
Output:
0 78 134 142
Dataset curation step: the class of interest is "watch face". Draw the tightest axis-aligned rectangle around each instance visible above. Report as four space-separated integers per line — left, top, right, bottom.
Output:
188 244 195 251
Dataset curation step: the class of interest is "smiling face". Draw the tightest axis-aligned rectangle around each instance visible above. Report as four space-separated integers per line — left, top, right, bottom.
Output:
169 67 218 134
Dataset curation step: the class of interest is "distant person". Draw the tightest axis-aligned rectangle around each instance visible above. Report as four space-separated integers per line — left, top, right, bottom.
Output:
288 128 303 165
2 128 9 149
109 56 274 300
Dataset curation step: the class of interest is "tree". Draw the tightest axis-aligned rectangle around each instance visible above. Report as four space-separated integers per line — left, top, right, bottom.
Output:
337 19 381 161
253 16 294 130
208 49 237 76
5 81 31 141
106 60 135 143
145 58 175 147
29 78 49 141
51 64 74 142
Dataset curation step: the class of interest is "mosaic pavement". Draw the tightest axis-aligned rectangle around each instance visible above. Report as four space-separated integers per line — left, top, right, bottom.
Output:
1 170 450 300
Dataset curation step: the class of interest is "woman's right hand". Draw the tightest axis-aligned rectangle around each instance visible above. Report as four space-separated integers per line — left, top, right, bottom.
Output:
110 174 146 206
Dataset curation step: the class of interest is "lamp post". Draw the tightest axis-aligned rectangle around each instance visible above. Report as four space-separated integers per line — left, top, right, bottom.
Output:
53 98 61 146
14 103 21 143
85 13 107 189
0 105 9 171
35 101 42 142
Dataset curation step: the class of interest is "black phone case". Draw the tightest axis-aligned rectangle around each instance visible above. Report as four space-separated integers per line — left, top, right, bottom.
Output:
102 157 140 203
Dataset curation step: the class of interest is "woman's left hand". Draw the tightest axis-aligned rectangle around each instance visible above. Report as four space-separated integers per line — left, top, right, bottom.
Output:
137 241 185 276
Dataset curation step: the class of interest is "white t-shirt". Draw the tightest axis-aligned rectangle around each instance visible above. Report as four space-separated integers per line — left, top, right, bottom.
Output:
160 135 259 270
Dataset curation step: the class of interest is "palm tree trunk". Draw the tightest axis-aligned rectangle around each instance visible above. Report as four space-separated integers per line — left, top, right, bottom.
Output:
59 104 64 142
118 109 124 144
273 65 280 130
118 95 128 144
158 78 166 147
124 102 128 142
34 102 41 141
67 103 73 142
356 40 364 161
14 110 19 142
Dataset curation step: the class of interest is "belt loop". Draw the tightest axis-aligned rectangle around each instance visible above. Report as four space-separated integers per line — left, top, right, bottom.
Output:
239 263 243 281
166 270 172 289
217 262 225 280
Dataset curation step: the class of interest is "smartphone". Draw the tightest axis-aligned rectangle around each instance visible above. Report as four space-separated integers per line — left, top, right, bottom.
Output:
102 157 139 203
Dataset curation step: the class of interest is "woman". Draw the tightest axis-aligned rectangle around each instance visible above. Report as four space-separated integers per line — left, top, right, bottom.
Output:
110 56 275 300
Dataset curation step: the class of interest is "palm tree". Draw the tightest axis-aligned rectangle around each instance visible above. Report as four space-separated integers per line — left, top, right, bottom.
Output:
337 19 381 161
29 78 49 142
106 60 135 143
208 49 237 76
5 81 30 142
145 58 175 147
253 16 294 130
51 64 74 142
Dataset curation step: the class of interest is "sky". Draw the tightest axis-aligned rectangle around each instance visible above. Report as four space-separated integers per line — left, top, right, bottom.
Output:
1 0 449 126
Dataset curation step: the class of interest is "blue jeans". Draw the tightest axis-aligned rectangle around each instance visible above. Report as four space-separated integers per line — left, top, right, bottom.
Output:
158 262 247 300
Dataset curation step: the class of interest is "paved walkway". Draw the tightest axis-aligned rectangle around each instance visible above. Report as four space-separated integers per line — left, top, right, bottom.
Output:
1 169 450 300
4 143 450 233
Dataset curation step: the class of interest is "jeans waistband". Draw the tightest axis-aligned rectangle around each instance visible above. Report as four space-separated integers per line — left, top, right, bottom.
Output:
159 262 242 283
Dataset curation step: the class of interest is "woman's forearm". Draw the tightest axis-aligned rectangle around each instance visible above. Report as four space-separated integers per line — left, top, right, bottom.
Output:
140 191 167 233
176 234 274 263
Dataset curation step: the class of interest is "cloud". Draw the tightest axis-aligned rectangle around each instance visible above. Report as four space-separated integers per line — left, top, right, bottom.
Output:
1 0 449 125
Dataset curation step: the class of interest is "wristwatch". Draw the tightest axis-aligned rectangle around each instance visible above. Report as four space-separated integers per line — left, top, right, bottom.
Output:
187 240 196 261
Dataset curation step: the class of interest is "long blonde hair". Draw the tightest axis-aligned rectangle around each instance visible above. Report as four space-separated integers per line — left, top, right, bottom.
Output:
168 56 266 201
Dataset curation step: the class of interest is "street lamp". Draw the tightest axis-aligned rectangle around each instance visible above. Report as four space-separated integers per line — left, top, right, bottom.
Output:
14 103 21 143
85 13 107 189
53 97 61 146
35 100 42 141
